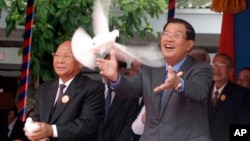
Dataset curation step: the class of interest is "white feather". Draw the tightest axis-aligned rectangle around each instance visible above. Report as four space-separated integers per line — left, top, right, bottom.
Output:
92 0 110 35
71 27 96 70
72 0 119 70
113 43 165 67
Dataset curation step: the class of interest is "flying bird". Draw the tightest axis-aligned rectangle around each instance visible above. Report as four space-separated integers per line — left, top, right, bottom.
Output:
72 0 119 70
71 0 164 70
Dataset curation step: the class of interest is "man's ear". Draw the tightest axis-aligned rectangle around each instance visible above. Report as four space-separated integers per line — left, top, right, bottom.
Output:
186 40 194 52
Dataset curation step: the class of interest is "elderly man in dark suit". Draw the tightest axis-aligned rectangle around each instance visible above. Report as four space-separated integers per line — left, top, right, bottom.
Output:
96 18 213 141
24 41 105 141
208 53 250 141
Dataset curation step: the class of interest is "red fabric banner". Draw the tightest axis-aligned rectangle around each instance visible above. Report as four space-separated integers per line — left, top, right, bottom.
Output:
218 13 235 81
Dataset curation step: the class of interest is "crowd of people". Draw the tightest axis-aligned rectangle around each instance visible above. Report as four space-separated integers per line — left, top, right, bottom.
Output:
1 18 250 141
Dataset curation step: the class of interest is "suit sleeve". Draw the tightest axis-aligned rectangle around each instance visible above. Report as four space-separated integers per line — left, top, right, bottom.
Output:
181 63 213 101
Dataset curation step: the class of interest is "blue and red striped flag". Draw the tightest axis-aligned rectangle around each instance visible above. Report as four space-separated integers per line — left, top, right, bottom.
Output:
167 0 176 21
18 0 35 122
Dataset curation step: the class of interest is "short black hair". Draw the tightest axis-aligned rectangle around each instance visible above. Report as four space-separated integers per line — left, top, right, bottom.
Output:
118 61 127 69
163 18 195 41
239 67 250 72
105 54 127 69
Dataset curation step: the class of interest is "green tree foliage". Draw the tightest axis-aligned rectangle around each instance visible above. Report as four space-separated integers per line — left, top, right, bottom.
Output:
0 0 166 81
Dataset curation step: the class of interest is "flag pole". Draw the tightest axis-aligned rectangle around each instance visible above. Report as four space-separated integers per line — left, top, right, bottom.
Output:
167 0 176 21
18 0 35 122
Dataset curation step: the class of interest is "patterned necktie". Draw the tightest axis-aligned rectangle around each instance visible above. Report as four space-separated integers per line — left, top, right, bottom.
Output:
49 84 66 120
212 91 219 107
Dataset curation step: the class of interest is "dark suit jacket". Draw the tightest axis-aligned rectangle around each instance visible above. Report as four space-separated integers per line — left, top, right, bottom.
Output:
0 110 9 141
98 94 139 141
32 72 105 141
207 81 250 141
9 119 29 141
115 56 213 141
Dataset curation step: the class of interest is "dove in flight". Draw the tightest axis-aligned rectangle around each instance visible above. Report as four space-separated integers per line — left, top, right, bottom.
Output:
113 43 165 67
72 0 119 70
72 0 165 70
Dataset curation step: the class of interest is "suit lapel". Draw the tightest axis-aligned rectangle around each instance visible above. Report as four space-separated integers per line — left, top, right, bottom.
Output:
210 82 232 116
159 56 192 118
160 90 173 117
152 66 166 116
50 73 84 123
44 81 58 122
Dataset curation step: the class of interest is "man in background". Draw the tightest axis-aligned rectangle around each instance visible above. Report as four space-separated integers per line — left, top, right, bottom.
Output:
189 47 210 63
236 67 250 90
98 54 139 141
208 53 250 141
8 105 29 141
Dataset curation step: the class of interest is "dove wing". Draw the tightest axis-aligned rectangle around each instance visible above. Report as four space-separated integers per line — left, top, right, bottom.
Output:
113 43 165 67
92 0 110 36
71 27 97 70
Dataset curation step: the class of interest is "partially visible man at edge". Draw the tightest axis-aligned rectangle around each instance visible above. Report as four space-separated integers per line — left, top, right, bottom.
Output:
24 40 105 141
96 18 213 141
236 67 250 90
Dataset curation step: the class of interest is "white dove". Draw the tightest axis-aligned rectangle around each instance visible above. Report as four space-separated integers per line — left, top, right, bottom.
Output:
91 0 119 54
25 117 47 141
72 0 119 70
71 0 165 69
25 117 41 133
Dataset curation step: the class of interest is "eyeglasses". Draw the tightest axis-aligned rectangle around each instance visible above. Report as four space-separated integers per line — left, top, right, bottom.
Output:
52 53 73 61
160 31 185 40
211 63 228 68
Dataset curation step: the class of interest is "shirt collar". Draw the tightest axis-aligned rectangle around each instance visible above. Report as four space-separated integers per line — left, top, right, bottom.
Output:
213 83 226 94
165 57 187 72
8 118 17 136
59 77 74 87
59 77 74 91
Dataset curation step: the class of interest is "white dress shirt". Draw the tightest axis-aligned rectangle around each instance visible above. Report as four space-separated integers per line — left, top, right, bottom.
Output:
131 105 145 135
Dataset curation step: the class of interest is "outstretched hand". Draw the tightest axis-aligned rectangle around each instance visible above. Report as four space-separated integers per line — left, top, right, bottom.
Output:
96 49 118 82
154 65 183 92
